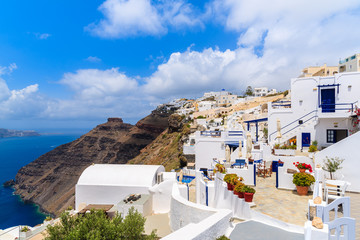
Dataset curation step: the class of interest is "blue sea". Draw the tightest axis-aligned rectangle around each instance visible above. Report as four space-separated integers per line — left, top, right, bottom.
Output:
0 130 86 229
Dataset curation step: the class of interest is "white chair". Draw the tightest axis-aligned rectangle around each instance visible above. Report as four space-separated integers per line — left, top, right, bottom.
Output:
324 180 350 204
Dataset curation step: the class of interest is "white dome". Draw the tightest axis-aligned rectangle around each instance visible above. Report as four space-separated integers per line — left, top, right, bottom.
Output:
77 164 165 187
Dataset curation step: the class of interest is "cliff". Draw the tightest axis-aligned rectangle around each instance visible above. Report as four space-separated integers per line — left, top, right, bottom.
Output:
14 107 171 216
129 114 190 171
0 128 40 138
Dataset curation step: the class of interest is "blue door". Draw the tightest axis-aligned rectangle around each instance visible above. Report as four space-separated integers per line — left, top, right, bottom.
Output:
321 88 335 112
302 132 311 147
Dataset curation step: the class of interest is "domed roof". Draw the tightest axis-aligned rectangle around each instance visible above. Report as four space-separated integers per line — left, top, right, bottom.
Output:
77 164 165 187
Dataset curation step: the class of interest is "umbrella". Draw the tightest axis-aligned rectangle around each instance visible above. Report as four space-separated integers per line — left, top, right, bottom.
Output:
246 132 252 159
238 139 242 158
225 145 231 162
276 118 282 143
224 117 228 130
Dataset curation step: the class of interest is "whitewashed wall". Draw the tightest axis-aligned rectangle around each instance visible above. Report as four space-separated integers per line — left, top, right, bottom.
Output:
149 179 176 214
75 185 149 210
227 164 255 186
169 184 218 231
315 131 360 192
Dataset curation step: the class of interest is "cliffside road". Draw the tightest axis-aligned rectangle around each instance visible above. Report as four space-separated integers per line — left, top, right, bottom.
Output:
14 108 171 216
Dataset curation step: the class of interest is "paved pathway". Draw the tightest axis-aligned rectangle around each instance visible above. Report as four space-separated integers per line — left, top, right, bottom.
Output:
253 175 360 239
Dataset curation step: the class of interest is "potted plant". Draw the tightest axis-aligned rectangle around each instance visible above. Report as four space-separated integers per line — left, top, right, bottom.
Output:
214 163 226 174
293 162 312 173
20 226 31 238
292 172 315 195
224 174 237 190
234 183 245 198
322 156 344 180
242 185 256 202
44 216 53 225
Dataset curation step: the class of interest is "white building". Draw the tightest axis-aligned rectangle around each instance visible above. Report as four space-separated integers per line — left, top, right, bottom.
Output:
254 87 268 97
268 72 360 150
197 101 217 112
216 94 237 107
75 164 165 210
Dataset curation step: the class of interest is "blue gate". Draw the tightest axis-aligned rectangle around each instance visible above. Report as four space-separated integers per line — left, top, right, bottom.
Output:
302 132 311 147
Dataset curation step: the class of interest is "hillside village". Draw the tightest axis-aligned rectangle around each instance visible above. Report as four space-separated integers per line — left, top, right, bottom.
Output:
1 53 360 239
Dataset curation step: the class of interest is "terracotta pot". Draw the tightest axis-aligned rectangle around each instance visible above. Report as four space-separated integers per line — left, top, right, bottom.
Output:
233 190 239 195
299 169 306 173
296 185 309 195
238 192 244 198
244 192 254 202
227 183 233 191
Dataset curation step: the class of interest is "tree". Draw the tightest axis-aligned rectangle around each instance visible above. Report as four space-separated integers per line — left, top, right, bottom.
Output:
45 207 157 240
322 157 344 180
245 86 253 96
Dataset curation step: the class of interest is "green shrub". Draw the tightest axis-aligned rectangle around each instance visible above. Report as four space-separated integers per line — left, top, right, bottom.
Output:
312 140 318 146
242 185 256 194
196 115 206 119
216 235 230 240
45 216 53 221
214 163 226 174
21 226 30 232
45 207 157 240
308 145 317 152
292 173 315 186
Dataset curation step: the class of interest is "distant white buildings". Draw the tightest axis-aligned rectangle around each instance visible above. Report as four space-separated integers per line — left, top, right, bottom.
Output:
339 53 360 73
254 87 277 97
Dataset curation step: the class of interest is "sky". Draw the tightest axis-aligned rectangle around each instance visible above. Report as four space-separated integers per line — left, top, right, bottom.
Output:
1 0 360 130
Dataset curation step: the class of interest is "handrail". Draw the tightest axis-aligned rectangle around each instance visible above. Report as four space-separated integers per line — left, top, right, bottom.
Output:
269 110 318 141
281 114 317 137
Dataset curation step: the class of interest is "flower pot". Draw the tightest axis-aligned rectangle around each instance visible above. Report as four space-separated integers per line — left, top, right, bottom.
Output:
234 190 239 195
296 185 309 195
238 192 244 198
227 183 233 191
299 169 306 173
244 192 254 202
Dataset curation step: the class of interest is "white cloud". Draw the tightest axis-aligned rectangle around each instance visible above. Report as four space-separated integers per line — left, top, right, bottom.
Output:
85 56 102 62
34 33 51 40
86 0 203 38
0 63 18 75
60 68 139 100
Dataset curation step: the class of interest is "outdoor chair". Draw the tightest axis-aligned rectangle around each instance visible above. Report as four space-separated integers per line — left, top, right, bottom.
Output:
232 159 246 168
324 180 351 204
257 161 272 178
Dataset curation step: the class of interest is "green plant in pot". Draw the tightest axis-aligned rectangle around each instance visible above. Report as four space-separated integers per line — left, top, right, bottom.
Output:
21 226 30 232
224 174 237 190
234 183 245 198
292 172 315 195
242 185 256 202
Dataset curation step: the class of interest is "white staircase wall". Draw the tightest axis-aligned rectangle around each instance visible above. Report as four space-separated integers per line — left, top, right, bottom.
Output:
315 131 360 192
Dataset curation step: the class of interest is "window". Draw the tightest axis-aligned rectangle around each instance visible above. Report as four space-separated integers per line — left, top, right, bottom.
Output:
327 130 335 143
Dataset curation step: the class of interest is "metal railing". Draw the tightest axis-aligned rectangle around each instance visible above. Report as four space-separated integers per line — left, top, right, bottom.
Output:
319 101 358 112
269 110 318 142
271 100 291 108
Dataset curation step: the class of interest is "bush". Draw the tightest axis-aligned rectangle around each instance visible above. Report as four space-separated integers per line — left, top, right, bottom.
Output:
196 115 206 119
308 145 317 152
45 207 157 240
293 173 315 187
21 226 30 232
242 185 256 194
322 156 344 180
214 163 226 174
45 216 53 221
216 235 230 240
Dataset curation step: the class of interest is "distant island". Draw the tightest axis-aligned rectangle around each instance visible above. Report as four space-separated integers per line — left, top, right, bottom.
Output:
0 128 40 138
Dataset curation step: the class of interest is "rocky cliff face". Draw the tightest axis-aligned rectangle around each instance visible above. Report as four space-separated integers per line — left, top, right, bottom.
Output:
14 107 170 216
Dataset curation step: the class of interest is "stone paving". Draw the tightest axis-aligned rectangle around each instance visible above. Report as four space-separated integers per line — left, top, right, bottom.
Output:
253 175 360 239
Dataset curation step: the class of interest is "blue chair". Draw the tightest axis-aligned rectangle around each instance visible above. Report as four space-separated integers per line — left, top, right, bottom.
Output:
232 159 246 168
